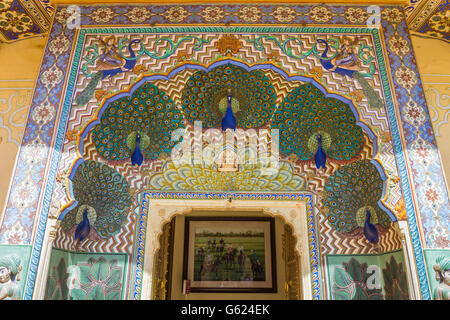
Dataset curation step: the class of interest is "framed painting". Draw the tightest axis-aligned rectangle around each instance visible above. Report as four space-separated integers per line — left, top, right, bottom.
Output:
183 217 277 293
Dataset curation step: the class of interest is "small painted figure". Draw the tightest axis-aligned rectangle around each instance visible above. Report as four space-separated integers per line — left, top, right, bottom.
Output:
75 37 140 106
317 37 384 109
238 243 244 255
433 255 450 300
0 255 22 300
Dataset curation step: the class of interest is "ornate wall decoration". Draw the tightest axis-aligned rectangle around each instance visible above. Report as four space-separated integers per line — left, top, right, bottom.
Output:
272 84 364 163
44 248 127 300
323 160 392 236
0 4 446 301
326 249 408 300
91 82 186 163
181 64 276 129
0 86 33 219
149 157 306 192
426 86 450 137
406 0 450 43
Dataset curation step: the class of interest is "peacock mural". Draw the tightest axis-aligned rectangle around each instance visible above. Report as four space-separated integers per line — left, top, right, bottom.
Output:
181 64 276 130
60 160 132 247
92 82 186 166
271 83 365 169
323 159 392 243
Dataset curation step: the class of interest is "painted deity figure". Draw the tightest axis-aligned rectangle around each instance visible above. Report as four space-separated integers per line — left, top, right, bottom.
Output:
0 255 22 300
95 36 127 72
433 255 450 300
330 36 361 72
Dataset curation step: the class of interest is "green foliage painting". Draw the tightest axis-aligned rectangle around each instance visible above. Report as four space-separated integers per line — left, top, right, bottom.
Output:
45 257 69 300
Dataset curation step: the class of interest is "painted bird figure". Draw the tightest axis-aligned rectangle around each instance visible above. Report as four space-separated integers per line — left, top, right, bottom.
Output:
74 208 90 248
221 94 237 131
314 134 327 170
131 132 144 166
363 209 379 245
272 84 365 167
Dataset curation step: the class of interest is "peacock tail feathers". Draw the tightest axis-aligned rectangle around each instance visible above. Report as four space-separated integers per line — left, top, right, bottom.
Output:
272 83 364 162
75 71 104 106
93 82 186 161
324 159 391 233
181 64 276 129
353 72 384 109
61 160 132 239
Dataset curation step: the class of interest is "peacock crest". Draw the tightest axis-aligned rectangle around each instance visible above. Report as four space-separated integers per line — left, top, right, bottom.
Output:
61 160 132 239
272 83 364 166
181 64 276 129
92 82 185 162
324 159 391 234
